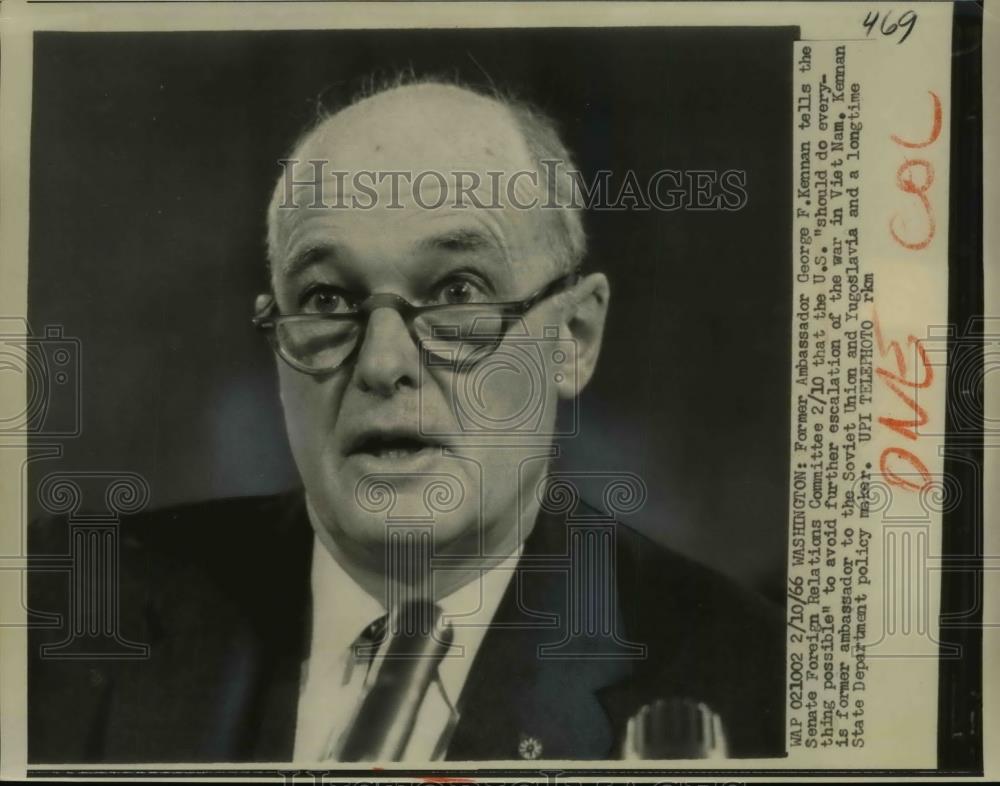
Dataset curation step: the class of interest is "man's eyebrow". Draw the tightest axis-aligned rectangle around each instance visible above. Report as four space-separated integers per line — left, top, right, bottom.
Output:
416 228 501 255
282 243 338 277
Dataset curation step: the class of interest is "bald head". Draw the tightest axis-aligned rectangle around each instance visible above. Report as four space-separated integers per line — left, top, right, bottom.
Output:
299 82 532 172
266 79 586 279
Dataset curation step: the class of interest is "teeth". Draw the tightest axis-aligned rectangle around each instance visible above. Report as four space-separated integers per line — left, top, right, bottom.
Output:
366 440 429 458
376 446 423 458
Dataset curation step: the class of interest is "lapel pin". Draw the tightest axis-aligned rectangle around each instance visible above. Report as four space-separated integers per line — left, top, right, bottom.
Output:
518 734 543 760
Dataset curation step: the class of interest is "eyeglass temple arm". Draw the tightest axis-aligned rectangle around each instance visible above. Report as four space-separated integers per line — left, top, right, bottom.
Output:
251 293 278 328
514 269 582 313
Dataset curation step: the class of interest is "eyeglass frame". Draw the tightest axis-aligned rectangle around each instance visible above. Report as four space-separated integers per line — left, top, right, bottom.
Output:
251 268 582 376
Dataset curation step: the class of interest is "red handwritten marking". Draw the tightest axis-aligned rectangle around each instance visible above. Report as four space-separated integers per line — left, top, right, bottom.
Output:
875 88 942 489
889 90 941 251
890 90 943 149
873 310 934 491
880 447 932 492
889 159 936 250
873 317 934 390
874 314 934 441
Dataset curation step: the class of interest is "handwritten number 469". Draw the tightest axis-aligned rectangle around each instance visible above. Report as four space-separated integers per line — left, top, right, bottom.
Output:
862 9 918 44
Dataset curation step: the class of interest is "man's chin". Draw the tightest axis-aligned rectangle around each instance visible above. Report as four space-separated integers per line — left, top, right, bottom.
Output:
320 453 474 529
332 506 484 556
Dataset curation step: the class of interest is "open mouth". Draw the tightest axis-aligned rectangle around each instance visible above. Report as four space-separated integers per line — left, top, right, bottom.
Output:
349 432 443 460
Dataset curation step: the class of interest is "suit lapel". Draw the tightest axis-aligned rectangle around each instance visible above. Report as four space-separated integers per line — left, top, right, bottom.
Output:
446 507 640 761
246 493 315 761
101 491 315 762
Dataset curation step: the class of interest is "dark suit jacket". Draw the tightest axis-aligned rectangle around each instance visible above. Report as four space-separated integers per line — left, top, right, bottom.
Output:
28 490 785 762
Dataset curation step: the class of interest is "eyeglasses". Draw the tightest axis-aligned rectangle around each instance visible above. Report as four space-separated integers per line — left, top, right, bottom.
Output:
252 269 581 376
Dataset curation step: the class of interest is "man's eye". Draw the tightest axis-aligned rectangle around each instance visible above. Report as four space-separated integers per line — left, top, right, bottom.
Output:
301 286 356 314
437 279 486 305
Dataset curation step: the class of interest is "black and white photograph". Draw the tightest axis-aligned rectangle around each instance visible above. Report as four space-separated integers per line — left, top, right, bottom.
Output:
1 1 988 778
23 24 792 765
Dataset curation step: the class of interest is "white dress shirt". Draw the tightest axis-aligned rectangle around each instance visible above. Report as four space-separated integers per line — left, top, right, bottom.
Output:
293 534 520 762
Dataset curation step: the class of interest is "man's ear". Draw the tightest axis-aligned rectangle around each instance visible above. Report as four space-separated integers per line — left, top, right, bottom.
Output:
254 292 274 315
556 272 610 399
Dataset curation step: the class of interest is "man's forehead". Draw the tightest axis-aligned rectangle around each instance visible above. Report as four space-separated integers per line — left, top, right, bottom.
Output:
275 199 563 291
280 207 516 278
269 83 563 283
296 83 534 174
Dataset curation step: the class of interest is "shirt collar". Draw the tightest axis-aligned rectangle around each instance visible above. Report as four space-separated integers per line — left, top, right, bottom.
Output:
307 534 386 678
308 533 521 703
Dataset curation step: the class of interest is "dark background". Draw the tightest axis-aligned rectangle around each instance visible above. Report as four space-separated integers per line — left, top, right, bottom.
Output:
28 27 794 601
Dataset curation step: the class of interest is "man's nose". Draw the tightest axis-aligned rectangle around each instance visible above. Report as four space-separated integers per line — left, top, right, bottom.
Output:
353 307 421 396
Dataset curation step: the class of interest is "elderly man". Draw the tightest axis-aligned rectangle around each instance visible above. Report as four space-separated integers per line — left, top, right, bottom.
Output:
29 79 784 763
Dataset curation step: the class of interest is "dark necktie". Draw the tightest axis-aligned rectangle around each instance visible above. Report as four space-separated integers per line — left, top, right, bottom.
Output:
331 600 454 761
